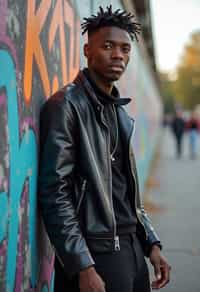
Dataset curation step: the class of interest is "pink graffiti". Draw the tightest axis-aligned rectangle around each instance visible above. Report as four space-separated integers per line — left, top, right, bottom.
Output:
0 94 6 106
0 240 6 256
37 255 55 291
20 117 38 141
15 183 28 292
0 0 18 66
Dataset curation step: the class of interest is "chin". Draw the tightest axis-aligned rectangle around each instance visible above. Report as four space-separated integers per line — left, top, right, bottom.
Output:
106 72 122 82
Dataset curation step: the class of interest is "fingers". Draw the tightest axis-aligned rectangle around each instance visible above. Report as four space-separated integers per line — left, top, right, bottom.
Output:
79 267 106 292
152 263 171 290
151 262 161 289
154 261 161 281
150 248 171 289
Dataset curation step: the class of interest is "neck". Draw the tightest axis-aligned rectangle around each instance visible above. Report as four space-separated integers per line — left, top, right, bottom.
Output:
88 68 113 95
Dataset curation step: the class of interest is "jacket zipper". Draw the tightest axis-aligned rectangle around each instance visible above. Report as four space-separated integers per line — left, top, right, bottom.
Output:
76 179 87 214
128 120 148 239
108 124 120 251
100 107 120 251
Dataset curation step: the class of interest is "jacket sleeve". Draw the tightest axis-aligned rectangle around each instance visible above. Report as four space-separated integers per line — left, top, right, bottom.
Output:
38 96 94 277
137 205 162 256
130 149 162 256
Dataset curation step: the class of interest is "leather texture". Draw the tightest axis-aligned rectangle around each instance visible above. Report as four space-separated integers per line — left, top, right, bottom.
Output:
38 70 161 277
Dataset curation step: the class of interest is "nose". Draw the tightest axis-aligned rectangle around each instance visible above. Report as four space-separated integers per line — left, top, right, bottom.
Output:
111 47 124 60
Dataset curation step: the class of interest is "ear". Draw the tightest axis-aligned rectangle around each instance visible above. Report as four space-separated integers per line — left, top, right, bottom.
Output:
84 43 89 58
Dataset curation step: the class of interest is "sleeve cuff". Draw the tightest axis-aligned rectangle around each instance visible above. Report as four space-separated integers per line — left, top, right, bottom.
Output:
62 250 95 277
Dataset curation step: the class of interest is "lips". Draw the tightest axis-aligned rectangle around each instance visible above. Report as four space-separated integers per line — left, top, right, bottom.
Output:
109 64 125 72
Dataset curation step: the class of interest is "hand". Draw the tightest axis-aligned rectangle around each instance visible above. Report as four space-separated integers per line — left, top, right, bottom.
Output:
79 266 106 292
149 245 171 289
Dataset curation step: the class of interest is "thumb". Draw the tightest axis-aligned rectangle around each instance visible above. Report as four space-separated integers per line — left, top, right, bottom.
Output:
154 262 161 280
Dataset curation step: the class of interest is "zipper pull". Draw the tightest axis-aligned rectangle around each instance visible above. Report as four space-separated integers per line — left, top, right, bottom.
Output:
111 155 115 162
114 236 120 251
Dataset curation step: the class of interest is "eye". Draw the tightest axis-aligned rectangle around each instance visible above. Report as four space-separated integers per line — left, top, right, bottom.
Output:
104 42 112 49
122 46 131 53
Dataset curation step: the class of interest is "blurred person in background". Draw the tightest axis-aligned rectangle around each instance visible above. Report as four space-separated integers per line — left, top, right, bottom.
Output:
171 109 186 158
186 111 200 159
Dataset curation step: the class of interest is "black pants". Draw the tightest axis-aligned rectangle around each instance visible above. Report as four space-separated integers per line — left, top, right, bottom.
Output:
175 135 183 157
54 234 151 292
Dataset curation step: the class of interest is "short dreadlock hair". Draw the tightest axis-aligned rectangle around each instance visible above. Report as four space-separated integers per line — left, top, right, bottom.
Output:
81 5 141 41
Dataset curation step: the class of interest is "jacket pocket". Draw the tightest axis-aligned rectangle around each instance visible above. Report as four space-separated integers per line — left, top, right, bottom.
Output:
76 179 87 214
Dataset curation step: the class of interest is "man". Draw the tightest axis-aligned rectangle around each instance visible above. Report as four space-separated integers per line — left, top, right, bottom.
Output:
186 111 200 159
38 6 171 292
171 109 185 158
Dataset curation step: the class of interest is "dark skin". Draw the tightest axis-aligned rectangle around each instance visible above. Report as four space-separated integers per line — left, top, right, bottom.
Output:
80 26 171 292
84 26 131 95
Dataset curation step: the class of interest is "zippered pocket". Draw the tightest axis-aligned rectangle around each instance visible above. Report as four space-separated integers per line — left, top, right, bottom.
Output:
76 179 87 214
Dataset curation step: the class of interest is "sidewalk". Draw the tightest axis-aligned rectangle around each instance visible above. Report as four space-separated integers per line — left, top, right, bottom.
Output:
145 127 200 292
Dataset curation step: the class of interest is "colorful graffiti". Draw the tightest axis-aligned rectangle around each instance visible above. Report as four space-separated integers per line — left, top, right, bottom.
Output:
23 0 80 104
0 49 38 291
0 0 80 290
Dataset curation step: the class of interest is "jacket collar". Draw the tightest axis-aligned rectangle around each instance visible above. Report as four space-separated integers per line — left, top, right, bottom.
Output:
74 70 135 139
74 70 131 107
117 106 135 145
74 70 103 110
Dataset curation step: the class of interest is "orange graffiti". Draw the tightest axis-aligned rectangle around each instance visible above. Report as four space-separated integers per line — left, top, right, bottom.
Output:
49 0 68 85
64 1 80 81
52 75 59 94
23 0 80 104
23 0 51 104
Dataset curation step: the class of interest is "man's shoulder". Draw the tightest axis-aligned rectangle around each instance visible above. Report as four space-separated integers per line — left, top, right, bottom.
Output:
40 80 91 121
43 80 88 109
48 81 84 102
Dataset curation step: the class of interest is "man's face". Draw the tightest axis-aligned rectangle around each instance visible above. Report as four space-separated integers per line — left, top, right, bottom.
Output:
84 26 131 83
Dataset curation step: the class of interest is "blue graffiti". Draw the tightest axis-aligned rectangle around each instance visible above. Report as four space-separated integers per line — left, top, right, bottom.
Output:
0 50 38 290
50 270 55 291
42 285 49 292
41 270 55 292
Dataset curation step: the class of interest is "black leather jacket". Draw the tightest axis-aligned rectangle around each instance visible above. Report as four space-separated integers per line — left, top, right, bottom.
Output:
38 70 161 277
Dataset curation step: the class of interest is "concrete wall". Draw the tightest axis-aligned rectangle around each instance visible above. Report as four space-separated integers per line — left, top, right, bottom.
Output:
0 0 162 291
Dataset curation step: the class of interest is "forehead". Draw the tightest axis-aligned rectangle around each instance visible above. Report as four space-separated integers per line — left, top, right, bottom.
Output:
89 26 131 45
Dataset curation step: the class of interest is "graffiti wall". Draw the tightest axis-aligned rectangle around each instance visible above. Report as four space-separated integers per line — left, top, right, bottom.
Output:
0 0 80 291
0 0 162 291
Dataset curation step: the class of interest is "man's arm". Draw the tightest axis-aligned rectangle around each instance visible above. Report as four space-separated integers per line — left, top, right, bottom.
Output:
138 207 171 289
149 245 171 289
38 96 94 277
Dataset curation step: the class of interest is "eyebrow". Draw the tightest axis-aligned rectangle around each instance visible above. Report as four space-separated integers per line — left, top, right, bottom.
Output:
104 40 131 46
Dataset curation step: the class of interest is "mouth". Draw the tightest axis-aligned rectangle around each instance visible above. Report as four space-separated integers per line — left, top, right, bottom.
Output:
109 64 125 73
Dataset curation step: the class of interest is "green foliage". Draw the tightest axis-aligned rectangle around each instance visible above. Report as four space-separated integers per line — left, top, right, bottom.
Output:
159 72 175 113
174 31 200 109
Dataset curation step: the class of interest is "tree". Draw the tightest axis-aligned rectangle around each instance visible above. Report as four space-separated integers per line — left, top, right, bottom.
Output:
174 31 200 109
159 72 175 113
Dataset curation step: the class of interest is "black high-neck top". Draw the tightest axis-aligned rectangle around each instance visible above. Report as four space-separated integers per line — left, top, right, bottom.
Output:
84 68 137 235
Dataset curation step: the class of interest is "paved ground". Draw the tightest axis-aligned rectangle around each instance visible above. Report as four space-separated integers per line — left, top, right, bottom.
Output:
145 127 200 292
